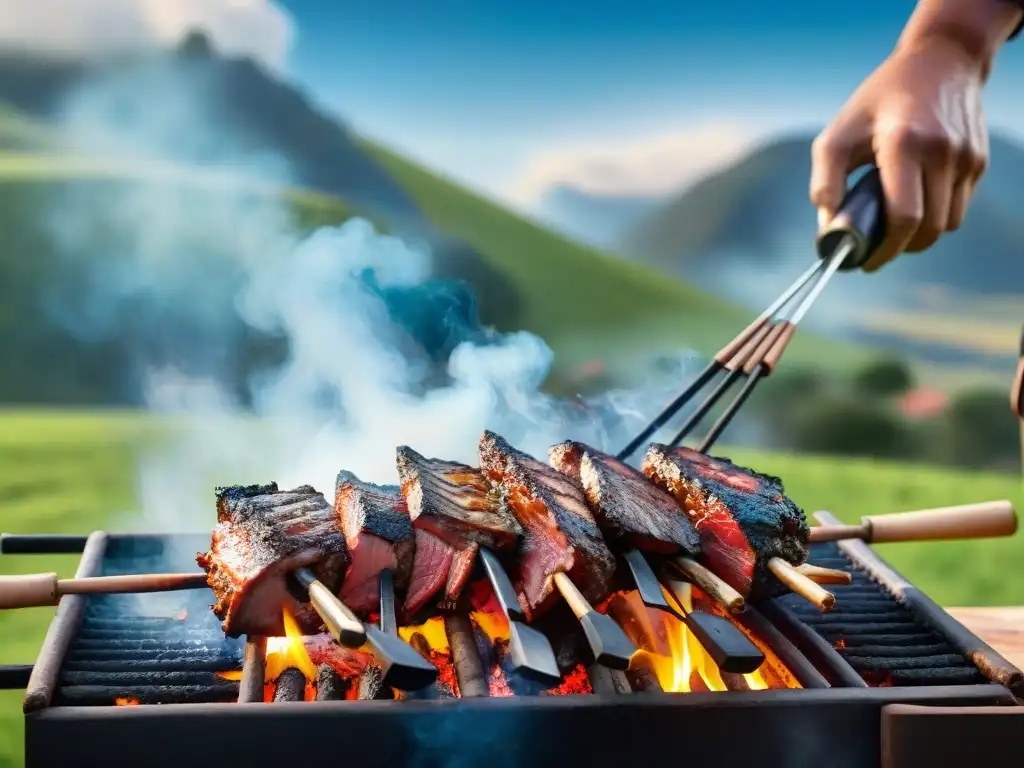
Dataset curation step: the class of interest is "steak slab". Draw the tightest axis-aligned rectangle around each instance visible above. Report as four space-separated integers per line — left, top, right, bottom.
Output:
335 471 416 615
641 444 808 600
549 440 700 555
197 483 349 637
479 431 615 619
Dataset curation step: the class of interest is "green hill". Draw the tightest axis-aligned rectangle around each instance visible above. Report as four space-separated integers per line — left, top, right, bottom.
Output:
0 94 872 405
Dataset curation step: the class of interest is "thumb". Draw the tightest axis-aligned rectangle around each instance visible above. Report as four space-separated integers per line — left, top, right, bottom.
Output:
810 132 853 230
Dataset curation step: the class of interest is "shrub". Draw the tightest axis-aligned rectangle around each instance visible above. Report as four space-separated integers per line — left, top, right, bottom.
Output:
789 395 918 459
942 387 1020 468
852 357 914 398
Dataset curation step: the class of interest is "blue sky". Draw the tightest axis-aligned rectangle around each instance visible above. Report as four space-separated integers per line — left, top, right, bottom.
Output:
274 0 1024 205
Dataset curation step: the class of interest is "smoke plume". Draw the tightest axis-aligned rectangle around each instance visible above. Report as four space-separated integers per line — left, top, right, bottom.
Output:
39 60 714 536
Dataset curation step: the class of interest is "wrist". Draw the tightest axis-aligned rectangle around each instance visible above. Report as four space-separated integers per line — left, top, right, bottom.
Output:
896 0 1022 78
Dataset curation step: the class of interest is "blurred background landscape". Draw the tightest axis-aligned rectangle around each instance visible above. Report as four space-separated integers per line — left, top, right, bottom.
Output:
1 1 1023 764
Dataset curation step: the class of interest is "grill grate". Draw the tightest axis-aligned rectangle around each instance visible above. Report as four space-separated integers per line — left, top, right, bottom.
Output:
773 543 982 687
54 540 243 706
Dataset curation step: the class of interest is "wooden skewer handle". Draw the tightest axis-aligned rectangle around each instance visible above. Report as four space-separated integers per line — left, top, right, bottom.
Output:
553 572 590 619
0 572 209 609
864 500 1017 543
809 501 1018 544
0 573 58 609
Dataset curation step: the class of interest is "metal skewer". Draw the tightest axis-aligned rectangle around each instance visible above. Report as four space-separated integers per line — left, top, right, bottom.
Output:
552 572 636 670
370 568 440 691
478 549 562 685
616 166 886 460
619 548 764 674
615 261 824 462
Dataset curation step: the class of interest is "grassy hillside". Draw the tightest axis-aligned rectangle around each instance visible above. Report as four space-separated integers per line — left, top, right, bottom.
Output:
0 97 873 401
359 138 870 375
0 409 1020 765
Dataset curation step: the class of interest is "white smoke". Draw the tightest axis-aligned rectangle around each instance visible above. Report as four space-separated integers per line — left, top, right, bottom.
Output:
0 0 294 73
39 63 719 536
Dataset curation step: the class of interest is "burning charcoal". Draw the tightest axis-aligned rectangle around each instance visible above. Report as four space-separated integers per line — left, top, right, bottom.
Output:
356 664 390 700
335 471 415 615
586 665 631 695
721 672 750 691
196 484 349 637
625 658 664 692
549 441 700 556
273 667 307 702
642 445 809 600
444 613 489 698
396 446 522 551
479 431 616 619
315 664 346 701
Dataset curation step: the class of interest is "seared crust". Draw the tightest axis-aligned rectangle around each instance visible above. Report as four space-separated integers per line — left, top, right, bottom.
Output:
479 430 615 617
549 440 700 555
198 483 349 637
396 446 522 551
642 444 808 600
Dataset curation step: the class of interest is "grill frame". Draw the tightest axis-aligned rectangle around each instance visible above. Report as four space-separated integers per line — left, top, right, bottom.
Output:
16 527 1024 768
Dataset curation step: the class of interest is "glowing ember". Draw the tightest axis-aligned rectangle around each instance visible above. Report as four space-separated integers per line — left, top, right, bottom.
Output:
548 665 592 695
398 617 459 698
114 697 140 706
215 669 243 681
264 606 318 700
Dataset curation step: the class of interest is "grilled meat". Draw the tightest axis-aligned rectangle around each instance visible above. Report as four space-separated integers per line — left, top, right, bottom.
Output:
479 431 616 618
404 531 479 617
396 445 522 551
197 483 349 637
641 444 809 600
549 440 700 556
335 471 416 615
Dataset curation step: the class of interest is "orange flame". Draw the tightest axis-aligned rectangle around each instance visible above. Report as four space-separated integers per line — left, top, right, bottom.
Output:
114 697 140 706
638 583 800 692
264 605 318 700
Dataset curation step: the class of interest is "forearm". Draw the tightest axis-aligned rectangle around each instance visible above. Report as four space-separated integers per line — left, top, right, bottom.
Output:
896 0 1023 78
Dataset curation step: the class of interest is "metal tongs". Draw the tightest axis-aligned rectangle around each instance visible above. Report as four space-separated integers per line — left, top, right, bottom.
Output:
607 167 887 648
617 166 887 461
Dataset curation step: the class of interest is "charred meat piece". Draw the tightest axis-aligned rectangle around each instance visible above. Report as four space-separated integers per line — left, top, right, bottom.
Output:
396 446 522 551
479 431 615 618
404 532 478 617
335 471 416 615
641 444 809 600
197 483 349 637
549 441 700 556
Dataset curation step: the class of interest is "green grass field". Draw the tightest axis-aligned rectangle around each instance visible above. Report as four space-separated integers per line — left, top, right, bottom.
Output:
0 410 1021 765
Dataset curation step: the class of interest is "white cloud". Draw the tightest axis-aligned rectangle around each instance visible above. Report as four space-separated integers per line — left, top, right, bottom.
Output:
510 121 767 206
0 0 294 72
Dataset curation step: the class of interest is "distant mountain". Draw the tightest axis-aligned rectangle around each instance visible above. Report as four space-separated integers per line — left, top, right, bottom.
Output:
0 32 422 225
532 184 666 248
619 132 1024 304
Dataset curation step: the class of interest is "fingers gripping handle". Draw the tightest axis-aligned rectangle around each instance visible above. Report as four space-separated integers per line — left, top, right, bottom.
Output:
816 166 887 270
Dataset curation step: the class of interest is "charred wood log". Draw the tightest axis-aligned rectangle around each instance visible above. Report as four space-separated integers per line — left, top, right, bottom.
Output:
273 668 306 702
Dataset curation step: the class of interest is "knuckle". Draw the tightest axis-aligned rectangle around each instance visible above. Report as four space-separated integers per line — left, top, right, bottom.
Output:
888 210 922 233
972 152 989 179
811 133 837 160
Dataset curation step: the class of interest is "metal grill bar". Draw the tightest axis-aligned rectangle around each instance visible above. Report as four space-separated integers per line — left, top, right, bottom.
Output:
52 540 243 707
772 541 983 687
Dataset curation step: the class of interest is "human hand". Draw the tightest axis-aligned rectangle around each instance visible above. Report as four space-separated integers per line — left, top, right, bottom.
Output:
810 35 989 272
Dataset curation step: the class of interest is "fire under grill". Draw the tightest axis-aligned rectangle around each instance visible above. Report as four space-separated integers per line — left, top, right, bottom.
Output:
8 527 1024 768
